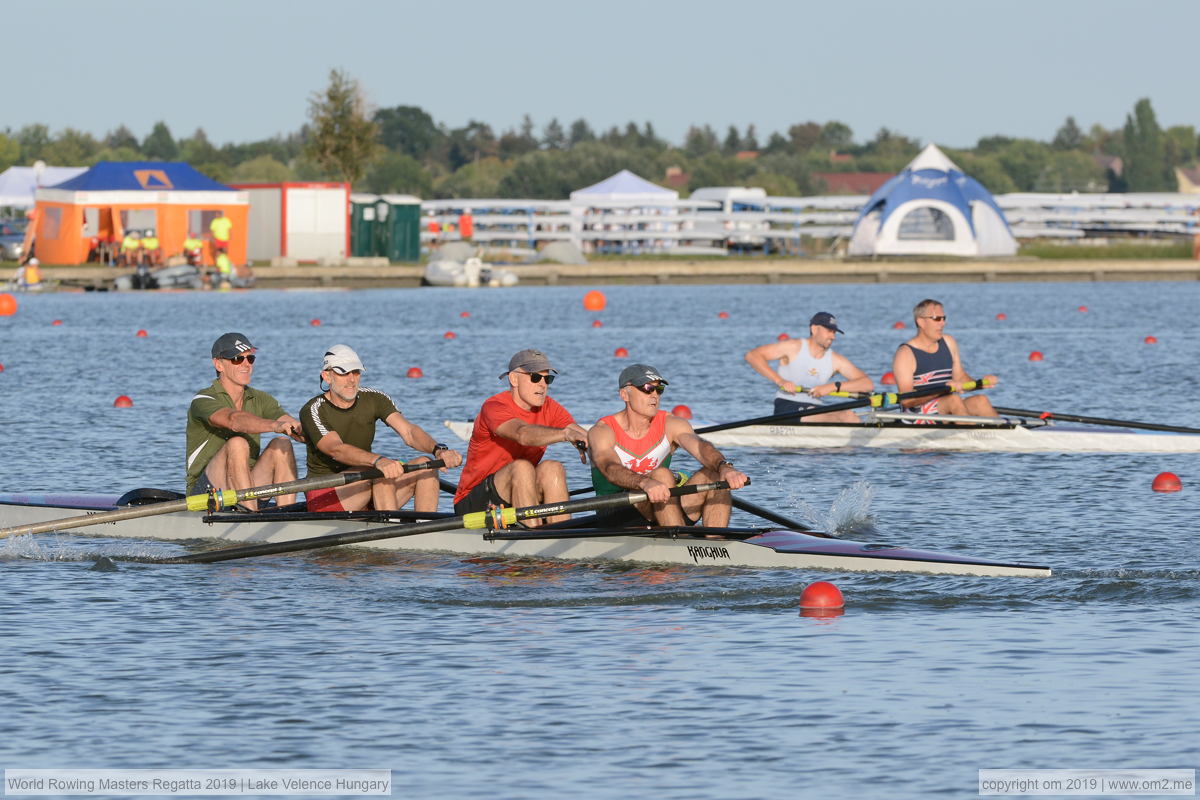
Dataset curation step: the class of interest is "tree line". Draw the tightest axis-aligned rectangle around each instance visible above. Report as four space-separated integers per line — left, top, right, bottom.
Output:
2 69 1193 200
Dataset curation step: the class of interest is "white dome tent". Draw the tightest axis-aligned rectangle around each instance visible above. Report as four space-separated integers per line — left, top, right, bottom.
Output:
848 144 1018 257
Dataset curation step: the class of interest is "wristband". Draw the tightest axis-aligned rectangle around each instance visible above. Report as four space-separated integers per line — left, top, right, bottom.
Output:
432 442 449 455
835 381 842 392
371 455 385 468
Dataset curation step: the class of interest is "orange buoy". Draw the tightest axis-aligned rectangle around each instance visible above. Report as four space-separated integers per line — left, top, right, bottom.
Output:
0 293 18 316
460 311 470 318
1144 335 1158 344
0 363 5 372
592 319 603 328
881 371 896 385
671 404 693 419
1078 305 1088 313
113 395 134 408
310 318 321 326
443 331 457 340
1152 472 1182 492
52 319 63 326
1029 351 1044 362
799 581 844 609
135 329 148 338
583 290 607 311
996 312 1007 321
406 367 424 379
892 321 905 329
614 347 628 358
777 333 789 341
718 311 730 319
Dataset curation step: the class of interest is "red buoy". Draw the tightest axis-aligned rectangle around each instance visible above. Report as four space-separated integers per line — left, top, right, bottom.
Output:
113 395 134 408
135 329 149 338
460 311 470 318
1144 335 1158 344
310 318 321 326
881 371 896 385
0 293 16 316
777 333 789 341
614 347 628 358
0 363 5 372
671 404 692 419
1078 305 1088 313
443 331 457 340
583 290 607 311
591 319 603 328
1152 472 1182 493
892 321 905 329
406 367 424 378
996 312 1007 321
52 319 63 326
718 311 730 319
1029 351 1044 361
799 581 844 609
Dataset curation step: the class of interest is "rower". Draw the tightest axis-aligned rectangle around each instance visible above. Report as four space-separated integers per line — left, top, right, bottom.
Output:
299 344 461 513
892 298 998 422
453 349 588 526
588 364 748 527
186 332 303 510
744 311 873 422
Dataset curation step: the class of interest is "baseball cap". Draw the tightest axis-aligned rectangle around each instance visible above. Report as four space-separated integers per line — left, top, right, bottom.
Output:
322 344 366 374
809 312 845 334
211 332 255 359
500 349 558 378
618 364 669 388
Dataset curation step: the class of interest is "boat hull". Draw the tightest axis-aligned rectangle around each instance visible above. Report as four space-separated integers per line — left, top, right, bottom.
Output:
0 493 1050 578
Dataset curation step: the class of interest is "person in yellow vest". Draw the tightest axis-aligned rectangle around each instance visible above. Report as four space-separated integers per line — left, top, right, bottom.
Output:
12 257 41 290
210 212 233 256
182 232 205 266
215 252 233 289
119 231 141 267
141 229 162 266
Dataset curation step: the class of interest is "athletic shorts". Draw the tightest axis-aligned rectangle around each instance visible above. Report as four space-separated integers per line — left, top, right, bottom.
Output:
593 472 698 527
773 398 820 416
901 397 940 423
306 486 353 512
453 474 507 515
213 239 229 251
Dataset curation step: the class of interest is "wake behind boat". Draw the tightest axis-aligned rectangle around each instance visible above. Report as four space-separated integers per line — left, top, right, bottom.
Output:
0 491 1049 578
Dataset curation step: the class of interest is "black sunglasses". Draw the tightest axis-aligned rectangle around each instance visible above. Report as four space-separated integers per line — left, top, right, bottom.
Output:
526 372 555 385
631 383 665 395
227 354 256 364
923 315 947 322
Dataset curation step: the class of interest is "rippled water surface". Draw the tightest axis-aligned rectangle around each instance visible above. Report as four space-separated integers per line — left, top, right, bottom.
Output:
1 282 1197 798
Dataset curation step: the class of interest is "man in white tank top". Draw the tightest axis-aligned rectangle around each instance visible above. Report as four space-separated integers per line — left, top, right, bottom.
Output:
745 312 873 423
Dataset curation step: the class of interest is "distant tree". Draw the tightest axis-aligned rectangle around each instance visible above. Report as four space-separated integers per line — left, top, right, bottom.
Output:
642 122 662 150
498 127 538 160
446 120 497 170
742 124 759 152
179 128 219 166
230 155 295 183
0 133 18 171
542 118 566 150
722 125 741 155
90 146 143 164
1089 123 1120 155
745 168 799 196
567 118 595 147
1052 116 1084 151
787 122 822 153
104 125 140 152
305 68 379 184
623 122 642 147
373 105 442 161
974 135 1016 154
142 121 179 160
435 157 510 199
1032 151 1105 192
819 121 854 149
864 128 919 161
16 124 51 162
1163 125 1197 167
992 139 1052 191
762 132 790 155
689 151 756 188
361 151 432 196
954 153 1018 194
1122 98 1173 191
43 128 100 165
683 125 718 158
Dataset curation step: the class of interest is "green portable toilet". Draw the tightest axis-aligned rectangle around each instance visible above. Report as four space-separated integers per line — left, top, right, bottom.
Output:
380 194 422 263
349 193 381 257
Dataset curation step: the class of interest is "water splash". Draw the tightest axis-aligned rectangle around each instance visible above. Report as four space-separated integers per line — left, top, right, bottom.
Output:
795 480 880 537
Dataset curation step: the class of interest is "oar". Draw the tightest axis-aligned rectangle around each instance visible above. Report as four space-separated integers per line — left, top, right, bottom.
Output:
157 481 733 564
695 381 990 435
0 460 444 539
730 497 812 531
992 406 1200 436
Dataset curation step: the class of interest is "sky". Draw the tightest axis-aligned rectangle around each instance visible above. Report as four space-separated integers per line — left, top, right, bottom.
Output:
10 0 1199 151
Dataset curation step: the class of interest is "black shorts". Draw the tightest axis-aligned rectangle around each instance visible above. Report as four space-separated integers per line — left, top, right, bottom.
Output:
774 397 820 416
453 474 508 515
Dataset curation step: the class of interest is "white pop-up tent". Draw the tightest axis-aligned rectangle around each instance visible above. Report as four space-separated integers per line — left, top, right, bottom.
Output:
848 144 1018 257
0 165 87 207
569 170 680 253
569 169 678 205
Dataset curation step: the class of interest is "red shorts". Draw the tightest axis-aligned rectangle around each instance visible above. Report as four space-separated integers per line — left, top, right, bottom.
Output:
213 239 230 251
307 486 355 512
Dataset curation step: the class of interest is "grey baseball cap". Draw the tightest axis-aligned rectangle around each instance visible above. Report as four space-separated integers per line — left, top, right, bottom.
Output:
322 344 366 374
211 332 255 359
809 311 845 334
500 349 558 378
618 364 668 388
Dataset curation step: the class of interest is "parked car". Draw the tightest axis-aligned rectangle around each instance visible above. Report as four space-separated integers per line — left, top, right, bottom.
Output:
0 219 28 261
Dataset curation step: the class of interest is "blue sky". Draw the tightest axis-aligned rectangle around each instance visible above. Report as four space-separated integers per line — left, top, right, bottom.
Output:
12 0 1198 149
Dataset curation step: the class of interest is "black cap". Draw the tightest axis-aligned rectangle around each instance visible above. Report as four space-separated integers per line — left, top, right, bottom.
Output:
809 312 845 334
211 332 255 359
618 364 668 388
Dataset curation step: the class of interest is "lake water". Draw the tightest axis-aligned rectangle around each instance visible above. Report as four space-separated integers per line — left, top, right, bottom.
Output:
1 281 1198 799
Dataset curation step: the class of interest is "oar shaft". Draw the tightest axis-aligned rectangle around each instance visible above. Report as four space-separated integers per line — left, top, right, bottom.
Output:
992 407 1200 435
730 497 812 531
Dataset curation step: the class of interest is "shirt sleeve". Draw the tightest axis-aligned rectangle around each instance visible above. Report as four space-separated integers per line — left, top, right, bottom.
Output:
258 393 286 422
299 398 327 447
189 392 228 427
546 398 575 427
479 396 519 433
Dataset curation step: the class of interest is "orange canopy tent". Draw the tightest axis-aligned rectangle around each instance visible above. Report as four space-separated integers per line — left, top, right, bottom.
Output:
33 161 248 266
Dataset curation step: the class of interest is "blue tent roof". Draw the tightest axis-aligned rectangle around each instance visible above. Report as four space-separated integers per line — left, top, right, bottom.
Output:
47 161 234 192
856 168 1009 236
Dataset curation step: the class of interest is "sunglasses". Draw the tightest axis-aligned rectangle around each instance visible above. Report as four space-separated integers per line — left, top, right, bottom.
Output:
631 383 666 395
923 316 947 322
526 372 555 385
227 354 256 364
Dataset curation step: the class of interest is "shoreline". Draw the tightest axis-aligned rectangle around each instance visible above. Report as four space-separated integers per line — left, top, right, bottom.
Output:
27 258 1200 290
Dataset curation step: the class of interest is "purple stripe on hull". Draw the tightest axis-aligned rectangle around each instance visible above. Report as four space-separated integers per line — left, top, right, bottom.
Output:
0 493 120 510
746 530 1046 571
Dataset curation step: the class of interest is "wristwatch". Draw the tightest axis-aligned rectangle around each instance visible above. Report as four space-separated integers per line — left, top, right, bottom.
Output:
432 442 450 456
716 459 734 471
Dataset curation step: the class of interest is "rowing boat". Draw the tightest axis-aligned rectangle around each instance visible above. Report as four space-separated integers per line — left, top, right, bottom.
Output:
0 491 1050 578
444 413 1200 454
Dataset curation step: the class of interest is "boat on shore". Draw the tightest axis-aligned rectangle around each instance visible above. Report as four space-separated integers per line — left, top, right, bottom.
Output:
0 491 1049 578
445 412 1200 454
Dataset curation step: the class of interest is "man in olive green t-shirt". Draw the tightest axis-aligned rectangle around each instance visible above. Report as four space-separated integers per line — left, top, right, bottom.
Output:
186 332 303 509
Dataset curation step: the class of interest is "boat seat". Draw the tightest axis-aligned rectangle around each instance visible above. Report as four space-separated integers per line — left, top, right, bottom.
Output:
116 487 186 506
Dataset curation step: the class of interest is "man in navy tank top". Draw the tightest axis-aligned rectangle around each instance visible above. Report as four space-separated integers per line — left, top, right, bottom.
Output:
892 299 998 421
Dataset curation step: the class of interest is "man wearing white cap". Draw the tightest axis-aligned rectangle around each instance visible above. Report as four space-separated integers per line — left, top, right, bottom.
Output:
186 332 303 509
454 349 588 525
300 344 462 513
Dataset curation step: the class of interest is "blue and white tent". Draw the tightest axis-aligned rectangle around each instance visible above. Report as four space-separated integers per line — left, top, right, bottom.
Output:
848 144 1017 257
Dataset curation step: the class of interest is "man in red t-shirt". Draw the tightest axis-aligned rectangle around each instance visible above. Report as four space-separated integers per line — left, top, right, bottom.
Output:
454 349 589 525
